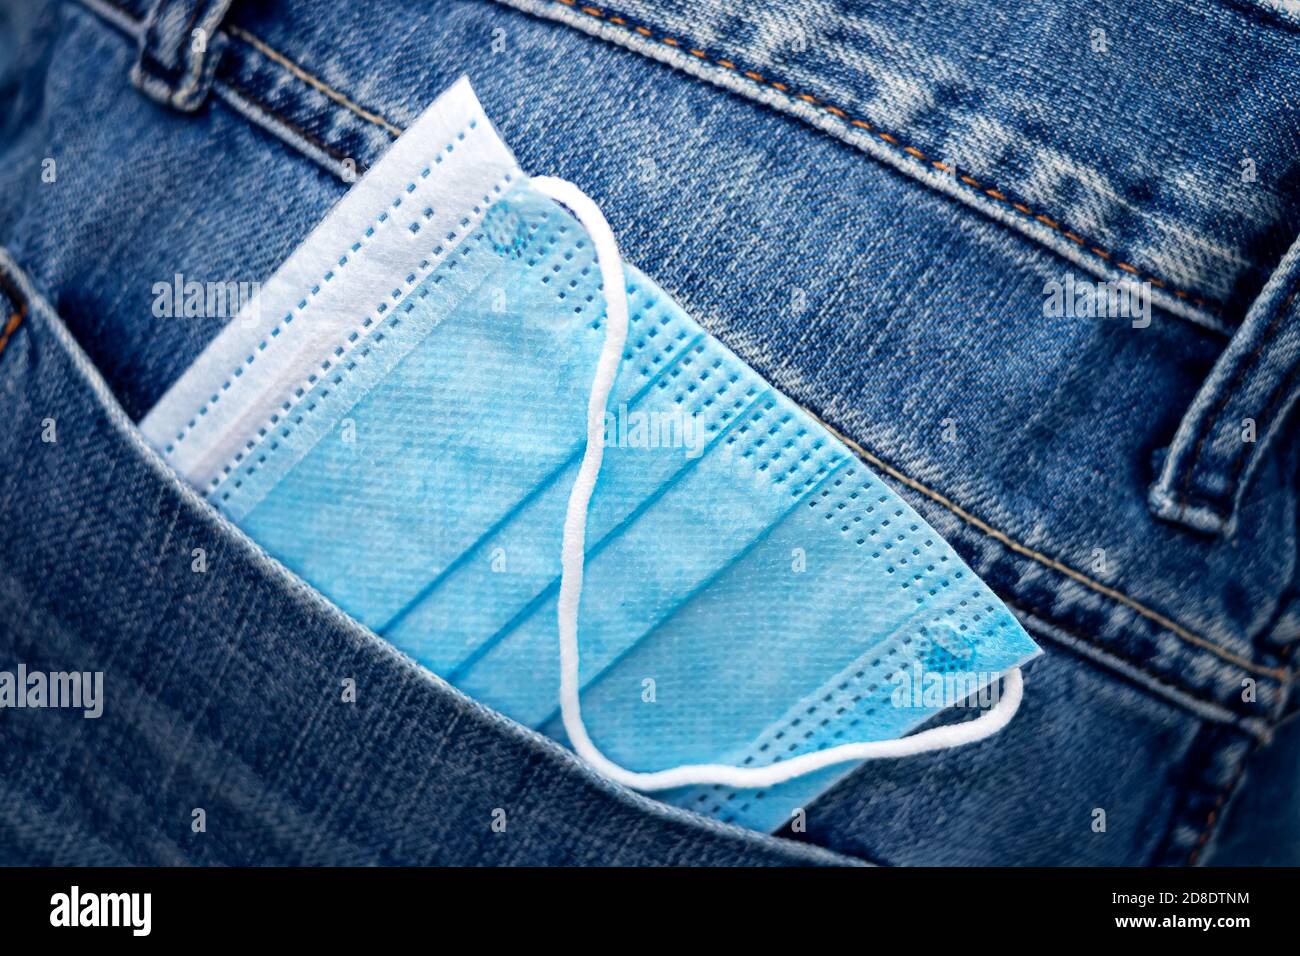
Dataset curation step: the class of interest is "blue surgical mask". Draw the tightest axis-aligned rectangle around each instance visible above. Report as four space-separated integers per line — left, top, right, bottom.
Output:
143 79 1039 832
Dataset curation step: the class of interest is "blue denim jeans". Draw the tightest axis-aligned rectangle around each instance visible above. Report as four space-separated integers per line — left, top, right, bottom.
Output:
0 0 1296 865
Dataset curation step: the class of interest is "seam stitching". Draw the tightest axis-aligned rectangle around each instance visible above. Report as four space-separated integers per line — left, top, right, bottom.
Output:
142 0 176 62
90 0 1226 314
1177 289 1296 508
1005 597 1262 723
175 0 209 88
1232 366 1300 486
810 414 1291 682
226 24 403 138
1187 737 1255 865
163 115 484 456
0 262 29 361
0 287 27 362
219 73 357 168
1187 640 1299 863
549 0 1221 314
171 0 225 106
1226 360 1300 495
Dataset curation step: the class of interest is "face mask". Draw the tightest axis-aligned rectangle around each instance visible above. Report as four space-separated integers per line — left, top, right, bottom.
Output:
142 79 1039 832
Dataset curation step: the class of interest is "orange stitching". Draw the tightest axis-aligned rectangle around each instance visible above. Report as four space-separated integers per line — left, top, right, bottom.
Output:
1188 639 1300 862
0 309 23 359
222 74 359 168
1187 735 1259 864
0 275 27 361
811 415 1291 682
552 1 1217 312
1005 596 1264 722
226 25 402 137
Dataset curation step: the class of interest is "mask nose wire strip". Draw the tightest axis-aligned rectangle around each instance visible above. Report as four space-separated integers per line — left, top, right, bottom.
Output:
531 175 1025 792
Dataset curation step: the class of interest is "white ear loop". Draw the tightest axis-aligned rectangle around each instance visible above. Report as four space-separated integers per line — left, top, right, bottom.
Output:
531 175 1025 792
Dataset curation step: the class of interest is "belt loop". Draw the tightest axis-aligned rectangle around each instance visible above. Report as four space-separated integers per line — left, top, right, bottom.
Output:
1149 235 1300 535
130 0 236 112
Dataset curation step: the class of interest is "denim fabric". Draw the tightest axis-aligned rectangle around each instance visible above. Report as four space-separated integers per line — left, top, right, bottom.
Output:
502 0 1300 332
0 254 858 866
129 0 232 111
1206 708 1300 865
0 0 1296 865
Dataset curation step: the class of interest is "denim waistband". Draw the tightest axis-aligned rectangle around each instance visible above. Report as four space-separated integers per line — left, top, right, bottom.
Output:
0 251 858 865
98 0 1300 331
496 0 1300 334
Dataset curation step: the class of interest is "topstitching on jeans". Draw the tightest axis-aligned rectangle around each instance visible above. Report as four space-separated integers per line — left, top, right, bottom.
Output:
816 414 1292 684
0 268 28 363
225 24 403 137
529 0 1227 320
1177 290 1297 512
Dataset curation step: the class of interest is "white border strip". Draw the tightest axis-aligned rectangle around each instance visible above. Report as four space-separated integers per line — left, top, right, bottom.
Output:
141 77 521 488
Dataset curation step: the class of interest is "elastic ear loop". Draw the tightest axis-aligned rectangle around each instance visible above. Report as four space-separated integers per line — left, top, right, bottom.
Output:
532 175 1025 792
